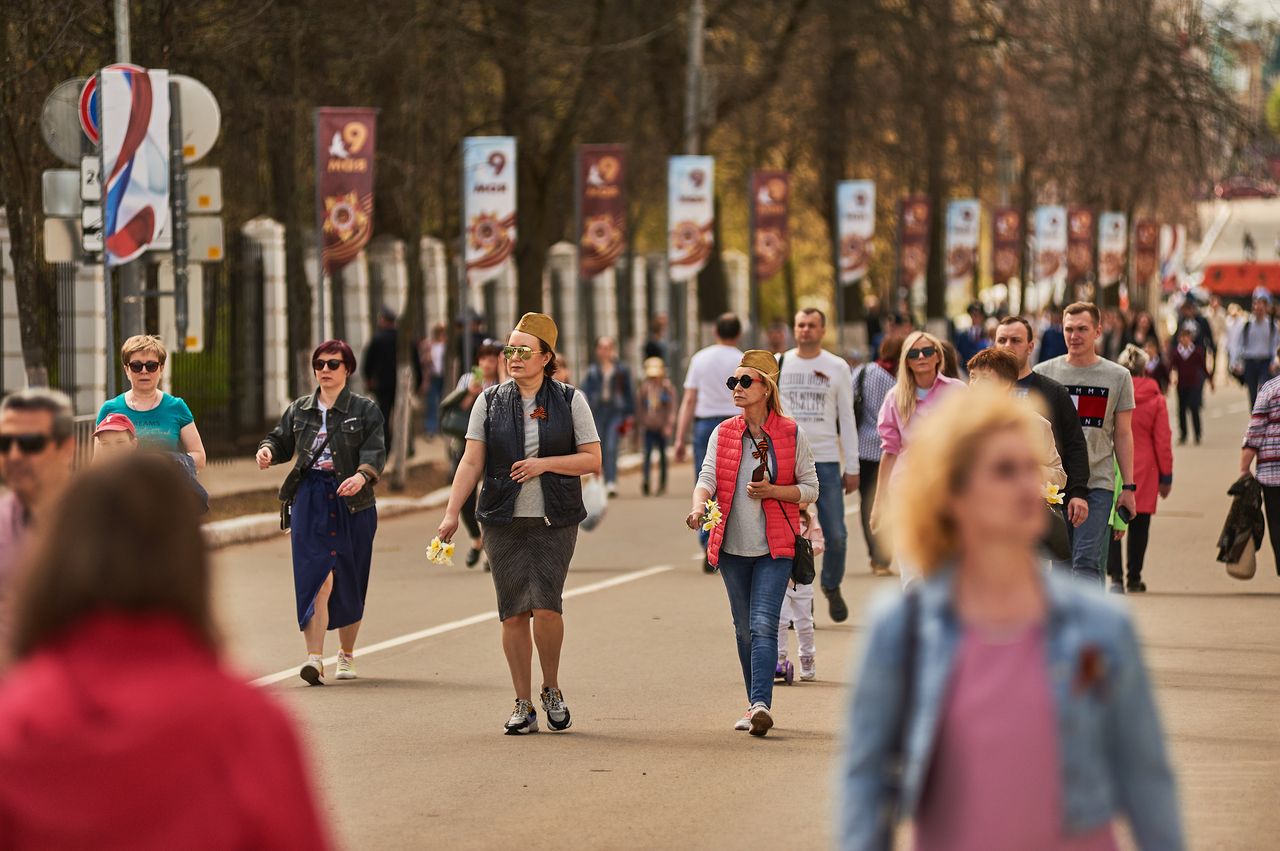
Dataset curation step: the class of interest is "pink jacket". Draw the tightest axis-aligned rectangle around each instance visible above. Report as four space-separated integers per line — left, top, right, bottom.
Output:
1131 376 1173 515
876 374 966 456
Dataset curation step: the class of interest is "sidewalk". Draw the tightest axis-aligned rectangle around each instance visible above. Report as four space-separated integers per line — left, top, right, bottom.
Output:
200 436 452 499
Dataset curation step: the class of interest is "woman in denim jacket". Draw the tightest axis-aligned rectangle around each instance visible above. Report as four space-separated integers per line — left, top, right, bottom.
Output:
837 387 1183 851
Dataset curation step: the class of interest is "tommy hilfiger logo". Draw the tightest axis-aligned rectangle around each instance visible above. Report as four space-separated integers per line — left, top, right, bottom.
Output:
1064 385 1110 429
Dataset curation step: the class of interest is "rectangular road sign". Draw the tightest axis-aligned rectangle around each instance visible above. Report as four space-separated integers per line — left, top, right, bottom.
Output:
42 170 81 217
188 216 224 261
187 167 222 213
81 205 103 254
43 218 80 263
80 155 101 201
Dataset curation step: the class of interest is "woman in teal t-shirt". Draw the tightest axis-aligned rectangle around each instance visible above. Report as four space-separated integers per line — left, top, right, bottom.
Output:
96 335 207 468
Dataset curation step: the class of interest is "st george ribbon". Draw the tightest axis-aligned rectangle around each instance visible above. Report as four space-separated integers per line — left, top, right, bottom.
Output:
463 136 517 287
316 108 377 274
668 156 715 282
100 66 171 265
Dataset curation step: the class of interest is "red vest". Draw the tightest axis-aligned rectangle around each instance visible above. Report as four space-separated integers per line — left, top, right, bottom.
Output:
706 411 801 567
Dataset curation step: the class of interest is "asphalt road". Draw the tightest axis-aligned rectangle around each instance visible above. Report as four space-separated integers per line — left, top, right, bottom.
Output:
214 381 1280 850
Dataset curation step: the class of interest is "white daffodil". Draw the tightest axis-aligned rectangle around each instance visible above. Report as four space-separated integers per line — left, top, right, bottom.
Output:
426 536 454 565
701 498 723 532
1043 482 1064 506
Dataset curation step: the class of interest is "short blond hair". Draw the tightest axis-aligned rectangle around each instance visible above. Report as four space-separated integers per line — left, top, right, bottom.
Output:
120 335 167 366
890 386 1043 574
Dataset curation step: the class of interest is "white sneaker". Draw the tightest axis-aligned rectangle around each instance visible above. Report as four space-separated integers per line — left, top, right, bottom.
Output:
733 709 752 731
504 699 539 735
299 656 324 686
799 655 816 681
336 651 357 680
748 702 773 737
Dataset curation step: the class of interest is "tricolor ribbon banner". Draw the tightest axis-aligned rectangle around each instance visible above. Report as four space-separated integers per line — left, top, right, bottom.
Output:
100 67 171 265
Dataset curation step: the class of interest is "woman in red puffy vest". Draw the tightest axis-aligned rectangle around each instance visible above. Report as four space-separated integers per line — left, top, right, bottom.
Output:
686 350 819 736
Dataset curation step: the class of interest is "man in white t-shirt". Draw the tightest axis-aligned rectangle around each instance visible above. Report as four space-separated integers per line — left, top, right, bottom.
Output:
777 308 858 622
675 313 743 570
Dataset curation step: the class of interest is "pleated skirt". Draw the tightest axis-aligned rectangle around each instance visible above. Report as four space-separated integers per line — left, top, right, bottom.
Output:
483 517 578 620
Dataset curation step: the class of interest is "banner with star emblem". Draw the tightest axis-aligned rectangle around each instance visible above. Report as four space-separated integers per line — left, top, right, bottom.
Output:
750 170 790 280
668 156 715 282
577 144 626 278
316 107 377 274
463 136 518 287
945 198 981 314
836 180 875 286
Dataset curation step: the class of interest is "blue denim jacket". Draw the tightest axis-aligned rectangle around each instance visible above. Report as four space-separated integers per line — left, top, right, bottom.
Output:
836 567 1184 851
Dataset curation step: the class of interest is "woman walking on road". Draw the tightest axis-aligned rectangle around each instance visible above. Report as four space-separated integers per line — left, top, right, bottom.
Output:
436 313 601 736
97 334 207 471
837 387 1184 851
1108 346 1173 594
257 340 386 686
687 350 819 736
0 454 331 850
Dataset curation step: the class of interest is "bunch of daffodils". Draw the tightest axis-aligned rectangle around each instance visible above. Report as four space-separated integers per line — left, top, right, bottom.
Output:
1043 483 1064 506
701 499 723 532
426 536 456 565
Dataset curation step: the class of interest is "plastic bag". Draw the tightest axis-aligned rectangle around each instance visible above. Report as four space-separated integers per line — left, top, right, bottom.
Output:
580 474 608 531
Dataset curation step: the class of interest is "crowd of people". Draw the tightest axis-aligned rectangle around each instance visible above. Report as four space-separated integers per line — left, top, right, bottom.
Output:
9 279 1280 847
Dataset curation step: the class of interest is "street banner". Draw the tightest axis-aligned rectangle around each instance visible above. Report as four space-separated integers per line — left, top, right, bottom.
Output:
1159 224 1186 293
317 107 377 274
945 199 980 310
1133 218 1159 288
991 207 1022 286
1098 212 1127 287
577 144 626 278
750 170 789 280
836 180 875 286
1067 206 1095 284
462 136 517 286
100 67 170 265
897 194 931 294
668 156 715 282
1034 205 1067 287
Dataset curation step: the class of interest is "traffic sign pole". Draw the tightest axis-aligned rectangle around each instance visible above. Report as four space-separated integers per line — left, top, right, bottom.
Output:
169 79 189 352
97 70 116 400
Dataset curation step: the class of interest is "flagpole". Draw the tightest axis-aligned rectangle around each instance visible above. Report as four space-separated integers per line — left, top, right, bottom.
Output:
313 109 326 345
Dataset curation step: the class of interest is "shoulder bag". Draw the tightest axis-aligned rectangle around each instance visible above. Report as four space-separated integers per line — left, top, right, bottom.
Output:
280 429 333 531
439 384 473 439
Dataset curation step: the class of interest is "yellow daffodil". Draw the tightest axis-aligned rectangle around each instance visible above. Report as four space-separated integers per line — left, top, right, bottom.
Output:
426 536 455 565
1043 482 1064 506
701 499 723 532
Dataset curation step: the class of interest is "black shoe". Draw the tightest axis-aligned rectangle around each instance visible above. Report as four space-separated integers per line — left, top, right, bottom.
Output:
1109 582 1125 595
822 586 849 623
1126 581 1147 593
466 546 482 568
703 553 716 574
642 481 651 496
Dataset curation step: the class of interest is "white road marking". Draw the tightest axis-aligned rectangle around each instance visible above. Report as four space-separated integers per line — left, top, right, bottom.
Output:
252 564 674 687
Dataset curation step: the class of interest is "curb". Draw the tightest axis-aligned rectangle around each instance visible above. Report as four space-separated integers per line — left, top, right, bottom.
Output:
202 448 666 550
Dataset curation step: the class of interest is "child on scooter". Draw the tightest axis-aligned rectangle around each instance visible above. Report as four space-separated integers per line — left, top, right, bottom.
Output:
777 504 824 682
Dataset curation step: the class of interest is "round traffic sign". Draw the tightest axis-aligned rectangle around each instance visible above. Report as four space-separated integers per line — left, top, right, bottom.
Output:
170 74 221 163
40 77 88 166
78 63 146 145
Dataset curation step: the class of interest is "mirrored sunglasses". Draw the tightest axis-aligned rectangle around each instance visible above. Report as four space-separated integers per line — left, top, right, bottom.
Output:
503 345 536 361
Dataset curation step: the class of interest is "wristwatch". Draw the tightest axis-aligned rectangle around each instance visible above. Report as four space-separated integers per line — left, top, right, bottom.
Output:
1121 483 1137 492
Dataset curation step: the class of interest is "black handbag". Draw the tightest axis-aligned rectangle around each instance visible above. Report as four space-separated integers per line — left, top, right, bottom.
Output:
438 385 472 438
778 503 816 585
279 430 333 531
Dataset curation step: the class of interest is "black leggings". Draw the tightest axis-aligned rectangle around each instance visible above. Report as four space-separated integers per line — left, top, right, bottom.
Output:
1263 486 1280 569
1107 513 1152 585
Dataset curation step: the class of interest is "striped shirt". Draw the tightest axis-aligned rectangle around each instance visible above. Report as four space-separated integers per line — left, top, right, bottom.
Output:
1244 375 1280 486
852 362 897 462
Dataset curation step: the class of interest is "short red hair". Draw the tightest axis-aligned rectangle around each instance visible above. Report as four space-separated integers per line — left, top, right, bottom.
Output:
312 339 357 374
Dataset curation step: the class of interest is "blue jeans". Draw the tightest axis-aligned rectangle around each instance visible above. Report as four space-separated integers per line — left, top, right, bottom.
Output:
1244 358 1272 408
694 416 729 548
423 376 444 436
814 462 849 590
597 411 623 485
1062 488 1113 584
717 551 792 708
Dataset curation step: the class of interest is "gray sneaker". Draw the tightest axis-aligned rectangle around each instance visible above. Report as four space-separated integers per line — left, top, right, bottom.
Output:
540 686 572 731
504 699 539 735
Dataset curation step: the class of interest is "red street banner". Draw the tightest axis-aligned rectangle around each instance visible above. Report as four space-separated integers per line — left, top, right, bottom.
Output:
991 207 1022 286
1134 218 1159 286
1067 206 1095 284
316 108 376 274
898 194 931 293
751 170 790 280
578 145 626 278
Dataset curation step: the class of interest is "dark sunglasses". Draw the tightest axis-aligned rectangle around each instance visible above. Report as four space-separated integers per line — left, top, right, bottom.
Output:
127 360 161 373
726 375 758 390
313 358 345 372
0 434 51 455
905 346 938 360
502 345 536 361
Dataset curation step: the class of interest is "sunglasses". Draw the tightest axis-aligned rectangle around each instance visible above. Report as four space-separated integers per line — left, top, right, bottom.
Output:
127 360 161 373
502 345 536 361
313 358 345 372
905 346 938 360
726 375 758 390
0 434 51 455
